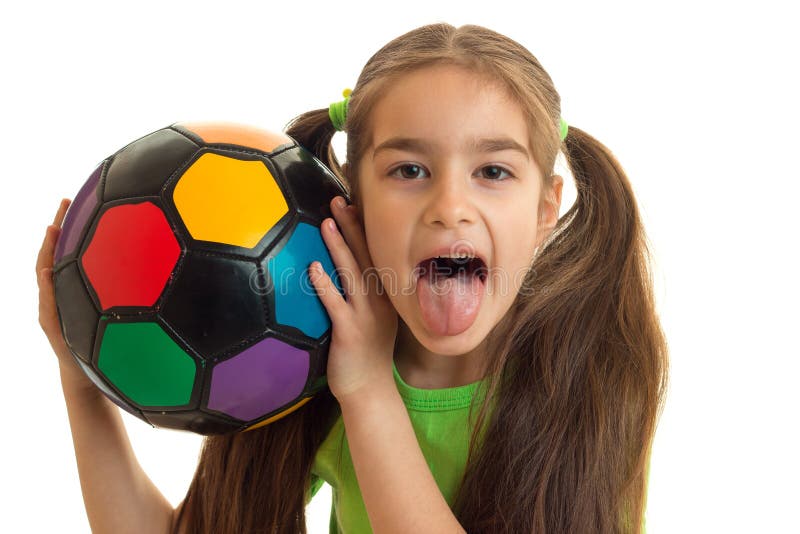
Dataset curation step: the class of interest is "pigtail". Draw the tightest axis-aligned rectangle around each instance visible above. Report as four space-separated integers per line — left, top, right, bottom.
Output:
551 124 668 530
283 108 343 174
452 124 668 533
172 107 345 534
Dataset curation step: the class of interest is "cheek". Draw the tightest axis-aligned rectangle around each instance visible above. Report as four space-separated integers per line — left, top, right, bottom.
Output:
363 209 400 269
362 209 421 301
491 212 539 290
495 203 539 248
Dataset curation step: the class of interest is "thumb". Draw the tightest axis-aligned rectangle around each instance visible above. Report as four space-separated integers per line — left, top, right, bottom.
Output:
38 267 59 333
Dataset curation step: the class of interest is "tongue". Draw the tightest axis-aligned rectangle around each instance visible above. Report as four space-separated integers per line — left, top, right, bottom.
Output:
416 271 484 336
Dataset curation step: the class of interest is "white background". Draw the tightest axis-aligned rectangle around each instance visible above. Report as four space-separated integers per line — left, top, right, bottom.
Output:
2 1 797 532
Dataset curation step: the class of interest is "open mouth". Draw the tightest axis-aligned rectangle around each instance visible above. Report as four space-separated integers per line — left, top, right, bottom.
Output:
415 256 488 284
413 254 488 336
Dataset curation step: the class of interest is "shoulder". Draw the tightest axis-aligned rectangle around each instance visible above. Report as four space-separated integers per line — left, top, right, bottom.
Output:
171 500 187 534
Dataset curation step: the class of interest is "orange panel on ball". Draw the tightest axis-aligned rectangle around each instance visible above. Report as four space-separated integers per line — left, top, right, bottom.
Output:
173 153 288 248
176 121 293 154
242 396 312 432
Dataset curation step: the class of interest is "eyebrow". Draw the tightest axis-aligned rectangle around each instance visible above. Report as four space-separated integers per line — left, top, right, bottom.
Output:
372 136 530 161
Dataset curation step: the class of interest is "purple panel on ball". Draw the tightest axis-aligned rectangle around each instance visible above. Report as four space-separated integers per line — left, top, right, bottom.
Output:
207 337 309 421
54 163 103 263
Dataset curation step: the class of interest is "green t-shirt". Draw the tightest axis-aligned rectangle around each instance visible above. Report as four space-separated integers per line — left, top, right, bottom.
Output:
305 362 649 533
306 360 491 534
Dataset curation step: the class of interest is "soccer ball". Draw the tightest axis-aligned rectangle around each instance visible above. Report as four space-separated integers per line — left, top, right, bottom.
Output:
52 122 346 435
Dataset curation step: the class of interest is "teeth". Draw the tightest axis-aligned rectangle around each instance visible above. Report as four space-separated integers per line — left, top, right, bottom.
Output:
416 254 487 283
435 255 473 266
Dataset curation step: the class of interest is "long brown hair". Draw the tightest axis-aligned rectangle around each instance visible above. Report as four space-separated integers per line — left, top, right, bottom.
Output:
174 23 669 533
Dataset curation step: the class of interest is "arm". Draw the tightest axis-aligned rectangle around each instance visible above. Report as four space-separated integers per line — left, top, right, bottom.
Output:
310 198 463 533
339 377 466 534
59 362 177 534
38 200 176 534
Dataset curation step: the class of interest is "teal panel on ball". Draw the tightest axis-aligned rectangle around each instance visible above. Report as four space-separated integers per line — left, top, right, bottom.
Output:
268 222 343 338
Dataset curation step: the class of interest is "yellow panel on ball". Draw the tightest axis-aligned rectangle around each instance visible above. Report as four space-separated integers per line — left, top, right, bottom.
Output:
176 121 294 154
173 153 288 248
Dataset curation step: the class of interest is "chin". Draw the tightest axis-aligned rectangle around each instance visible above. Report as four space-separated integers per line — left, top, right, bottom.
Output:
409 314 489 356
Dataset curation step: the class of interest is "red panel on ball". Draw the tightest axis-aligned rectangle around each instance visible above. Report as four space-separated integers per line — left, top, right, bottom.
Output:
82 202 181 310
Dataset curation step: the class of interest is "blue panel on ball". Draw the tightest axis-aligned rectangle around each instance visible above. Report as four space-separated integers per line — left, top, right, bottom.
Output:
268 222 343 338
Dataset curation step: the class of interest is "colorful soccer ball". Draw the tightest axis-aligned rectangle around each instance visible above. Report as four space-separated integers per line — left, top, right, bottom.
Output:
53 122 346 435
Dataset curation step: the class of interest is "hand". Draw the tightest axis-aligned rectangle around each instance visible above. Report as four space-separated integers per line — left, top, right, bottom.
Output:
309 196 398 404
36 198 96 393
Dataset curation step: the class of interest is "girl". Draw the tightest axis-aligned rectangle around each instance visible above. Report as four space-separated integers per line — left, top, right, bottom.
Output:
37 23 668 534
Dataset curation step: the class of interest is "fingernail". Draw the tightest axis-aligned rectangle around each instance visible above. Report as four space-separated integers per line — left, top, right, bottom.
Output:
310 262 322 278
335 197 346 209
327 219 337 232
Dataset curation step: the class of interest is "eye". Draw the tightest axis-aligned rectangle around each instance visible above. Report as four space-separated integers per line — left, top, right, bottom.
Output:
388 164 429 180
387 163 514 181
479 165 514 181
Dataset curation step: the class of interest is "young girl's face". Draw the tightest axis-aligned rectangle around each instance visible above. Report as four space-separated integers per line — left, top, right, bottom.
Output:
356 63 555 356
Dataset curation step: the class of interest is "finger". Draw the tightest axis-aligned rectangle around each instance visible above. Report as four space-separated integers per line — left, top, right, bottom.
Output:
53 198 71 227
308 261 349 324
331 197 374 274
37 197 70 274
38 268 55 318
331 198 386 298
37 267 60 338
39 269 69 353
36 224 61 274
320 216 363 304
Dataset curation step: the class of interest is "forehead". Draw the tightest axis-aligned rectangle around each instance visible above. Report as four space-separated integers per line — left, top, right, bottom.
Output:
367 64 532 157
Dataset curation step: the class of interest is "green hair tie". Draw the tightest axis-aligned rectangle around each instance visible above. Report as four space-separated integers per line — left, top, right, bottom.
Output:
559 117 569 141
329 88 352 132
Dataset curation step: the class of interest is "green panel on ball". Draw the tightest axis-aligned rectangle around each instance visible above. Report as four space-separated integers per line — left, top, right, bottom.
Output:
98 321 196 407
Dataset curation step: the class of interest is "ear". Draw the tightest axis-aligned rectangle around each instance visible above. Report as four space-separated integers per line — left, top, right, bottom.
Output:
535 174 564 246
337 161 363 221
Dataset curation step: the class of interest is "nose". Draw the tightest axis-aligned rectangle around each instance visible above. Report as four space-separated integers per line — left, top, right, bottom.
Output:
422 169 477 229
